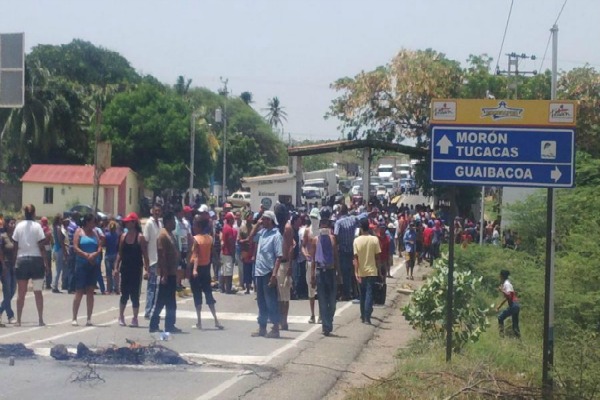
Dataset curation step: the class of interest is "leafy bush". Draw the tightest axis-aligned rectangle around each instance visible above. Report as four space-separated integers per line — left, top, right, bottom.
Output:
402 253 491 352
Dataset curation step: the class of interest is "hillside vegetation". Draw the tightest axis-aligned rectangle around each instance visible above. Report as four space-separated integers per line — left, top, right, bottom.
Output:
348 152 600 399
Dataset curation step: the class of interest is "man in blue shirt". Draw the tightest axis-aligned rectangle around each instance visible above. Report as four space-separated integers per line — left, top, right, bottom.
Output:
334 204 358 300
403 221 416 280
249 210 283 339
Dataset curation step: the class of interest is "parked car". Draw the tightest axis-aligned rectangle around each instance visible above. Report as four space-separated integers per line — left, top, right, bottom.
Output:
63 204 108 221
227 191 251 208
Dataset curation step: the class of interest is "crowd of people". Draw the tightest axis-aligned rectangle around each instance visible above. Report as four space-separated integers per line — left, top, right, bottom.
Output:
0 199 515 338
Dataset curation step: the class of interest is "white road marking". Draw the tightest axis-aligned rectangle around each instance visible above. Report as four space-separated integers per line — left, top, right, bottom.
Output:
196 259 406 399
182 353 268 365
195 374 247 400
0 292 196 341
172 310 313 324
25 322 116 346
5 260 407 400
0 307 119 341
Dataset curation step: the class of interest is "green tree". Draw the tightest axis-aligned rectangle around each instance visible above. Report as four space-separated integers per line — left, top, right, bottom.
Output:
0 61 84 180
101 83 214 190
185 88 286 189
558 66 600 157
27 39 140 86
240 91 253 105
174 75 192 96
327 48 462 145
402 254 490 352
0 39 143 180
460 54 509 99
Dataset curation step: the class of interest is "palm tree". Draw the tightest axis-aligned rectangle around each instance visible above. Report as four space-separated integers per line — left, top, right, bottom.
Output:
263 96 288 138
174 75 192 96
0 61 60 178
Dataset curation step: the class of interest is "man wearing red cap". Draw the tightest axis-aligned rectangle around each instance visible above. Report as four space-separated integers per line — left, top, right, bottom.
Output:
220 212 236 294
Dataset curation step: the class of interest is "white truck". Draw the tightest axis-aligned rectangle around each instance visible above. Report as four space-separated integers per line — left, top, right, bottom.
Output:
303 168 337 197
377 164 394 179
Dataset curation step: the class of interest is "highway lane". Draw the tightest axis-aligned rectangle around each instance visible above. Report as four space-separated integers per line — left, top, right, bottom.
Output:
0 261 405 400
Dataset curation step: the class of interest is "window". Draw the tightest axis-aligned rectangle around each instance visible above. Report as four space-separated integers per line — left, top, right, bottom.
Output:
129 188 132 205
43 187 53 204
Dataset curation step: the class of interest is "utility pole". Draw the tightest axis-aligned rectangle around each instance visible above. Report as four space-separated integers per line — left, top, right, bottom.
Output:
495 52 537 227
219 77 229 206
496 52 538 99
189 112 197 204
543 24 559 397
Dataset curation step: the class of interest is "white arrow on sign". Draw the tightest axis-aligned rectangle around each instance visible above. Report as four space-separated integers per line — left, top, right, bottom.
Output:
551 166 562 182
436 135 453 155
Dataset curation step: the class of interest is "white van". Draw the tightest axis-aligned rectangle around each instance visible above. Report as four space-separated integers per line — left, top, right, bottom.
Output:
397 163 411 178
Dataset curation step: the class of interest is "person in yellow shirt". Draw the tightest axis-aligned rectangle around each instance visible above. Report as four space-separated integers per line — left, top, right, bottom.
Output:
353 218 381 325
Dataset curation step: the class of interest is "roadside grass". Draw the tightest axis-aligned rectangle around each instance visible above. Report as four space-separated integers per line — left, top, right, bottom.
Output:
346 245 550 399
346 329 543 399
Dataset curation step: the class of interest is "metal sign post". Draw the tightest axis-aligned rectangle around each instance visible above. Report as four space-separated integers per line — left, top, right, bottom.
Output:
446 187 456 362
542 23 559 396
430 94 576 367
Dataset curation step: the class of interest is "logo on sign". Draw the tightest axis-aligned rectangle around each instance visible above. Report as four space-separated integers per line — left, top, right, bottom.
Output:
481 101 524 120
432 101 456 121
549 103 574 123
541 141 556 159
260 197 272 210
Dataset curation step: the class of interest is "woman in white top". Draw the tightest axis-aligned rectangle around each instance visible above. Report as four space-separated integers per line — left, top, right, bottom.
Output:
12 204 49 327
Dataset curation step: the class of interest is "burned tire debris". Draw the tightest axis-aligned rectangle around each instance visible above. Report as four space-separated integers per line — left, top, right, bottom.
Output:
51 341 188 365
0 343 35 358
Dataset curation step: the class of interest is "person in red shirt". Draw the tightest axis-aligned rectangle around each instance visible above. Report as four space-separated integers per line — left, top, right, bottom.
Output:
220 212 237 294
377 223 390 279
423 220 434 266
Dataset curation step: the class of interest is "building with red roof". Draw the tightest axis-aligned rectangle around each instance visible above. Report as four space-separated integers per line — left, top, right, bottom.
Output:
21 164 141 217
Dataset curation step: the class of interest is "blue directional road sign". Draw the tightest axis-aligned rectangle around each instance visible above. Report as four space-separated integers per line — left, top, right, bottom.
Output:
431 126 575 188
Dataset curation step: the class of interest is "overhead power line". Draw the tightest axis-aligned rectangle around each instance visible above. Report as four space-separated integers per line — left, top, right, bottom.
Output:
495 0 515 73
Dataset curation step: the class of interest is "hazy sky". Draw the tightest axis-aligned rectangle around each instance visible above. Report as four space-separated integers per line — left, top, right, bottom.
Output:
1 0 597 140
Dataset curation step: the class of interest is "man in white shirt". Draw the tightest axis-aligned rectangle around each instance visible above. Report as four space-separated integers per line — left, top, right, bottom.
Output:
12 204 49 327
144 204 163 319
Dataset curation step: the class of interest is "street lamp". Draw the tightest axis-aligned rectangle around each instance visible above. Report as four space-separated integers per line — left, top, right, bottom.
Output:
216 77 229 206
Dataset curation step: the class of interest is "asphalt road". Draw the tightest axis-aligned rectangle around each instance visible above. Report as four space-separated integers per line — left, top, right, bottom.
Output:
0 261 406 400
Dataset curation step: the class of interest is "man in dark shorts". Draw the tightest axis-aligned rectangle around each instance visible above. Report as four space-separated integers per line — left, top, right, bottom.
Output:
189 218 223 330
12 204 49 327
149 212 181 333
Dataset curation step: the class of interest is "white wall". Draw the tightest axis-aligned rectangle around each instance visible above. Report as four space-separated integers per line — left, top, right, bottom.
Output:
244 175 297 211
22 182 121 218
